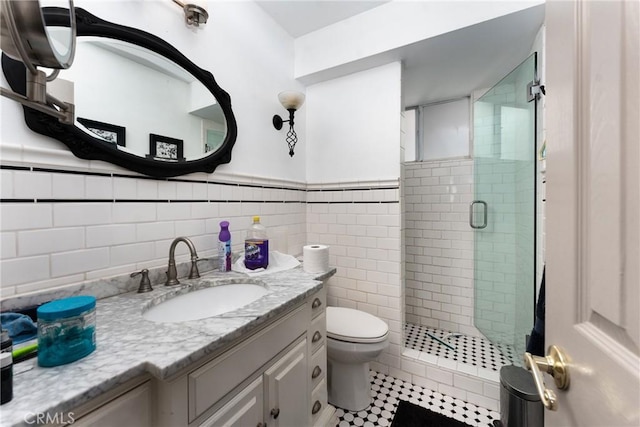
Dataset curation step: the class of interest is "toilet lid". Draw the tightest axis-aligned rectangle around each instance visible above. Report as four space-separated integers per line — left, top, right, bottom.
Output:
326 307 389 343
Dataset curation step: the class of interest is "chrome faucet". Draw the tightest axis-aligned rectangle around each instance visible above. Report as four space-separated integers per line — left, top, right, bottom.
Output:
165 237 201 286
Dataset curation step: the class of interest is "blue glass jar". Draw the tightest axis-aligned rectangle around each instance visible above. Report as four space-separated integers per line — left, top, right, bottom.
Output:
37 296 96 367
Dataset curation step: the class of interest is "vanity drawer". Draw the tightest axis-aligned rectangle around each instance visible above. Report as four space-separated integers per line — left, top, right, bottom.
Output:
310 379 328 427
308 312 326 354
309 288 326 320
309 344 326 391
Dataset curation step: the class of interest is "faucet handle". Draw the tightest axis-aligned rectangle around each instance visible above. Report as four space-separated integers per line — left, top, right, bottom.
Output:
131 269 153 293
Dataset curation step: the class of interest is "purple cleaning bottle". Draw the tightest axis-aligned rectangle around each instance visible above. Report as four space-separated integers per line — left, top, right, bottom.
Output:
244 216 269 270
218 221 231 272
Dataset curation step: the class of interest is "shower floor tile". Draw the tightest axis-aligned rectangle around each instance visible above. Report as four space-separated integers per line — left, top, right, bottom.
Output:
404 323 516 371
334 370 499 427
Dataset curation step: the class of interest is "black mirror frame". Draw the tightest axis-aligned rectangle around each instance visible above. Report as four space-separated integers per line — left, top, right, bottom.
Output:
2 7 237 178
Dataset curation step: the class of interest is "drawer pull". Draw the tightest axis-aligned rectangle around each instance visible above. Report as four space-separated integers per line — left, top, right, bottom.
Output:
312 298 322 309
257 424 265 427
312 400 322 415
312 365 322 379
312 331 322 343
271 408 280 419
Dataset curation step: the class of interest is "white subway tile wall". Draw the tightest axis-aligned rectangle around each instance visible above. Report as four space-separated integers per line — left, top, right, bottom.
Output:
306 181 404 380
402 160 481 337
0 168 307 297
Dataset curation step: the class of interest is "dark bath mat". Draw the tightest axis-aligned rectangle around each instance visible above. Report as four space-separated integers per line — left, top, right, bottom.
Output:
391 400 472 427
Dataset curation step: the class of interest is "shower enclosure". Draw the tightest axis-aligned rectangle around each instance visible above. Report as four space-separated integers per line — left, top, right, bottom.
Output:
402 53 539 371
471 53 538 363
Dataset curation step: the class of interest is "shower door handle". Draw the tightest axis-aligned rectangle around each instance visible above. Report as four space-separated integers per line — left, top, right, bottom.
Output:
469 200 488 229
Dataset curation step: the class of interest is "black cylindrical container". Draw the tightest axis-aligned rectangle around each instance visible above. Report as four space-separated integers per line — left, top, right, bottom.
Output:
1 352 13 404
500 365 543 427
1 330 12 354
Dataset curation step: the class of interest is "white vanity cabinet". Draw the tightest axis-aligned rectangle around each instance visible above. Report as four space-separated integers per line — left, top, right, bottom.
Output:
153 287 334 427
199 338 308 427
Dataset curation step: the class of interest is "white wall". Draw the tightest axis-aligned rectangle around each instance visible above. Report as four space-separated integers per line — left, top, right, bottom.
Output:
305 62 402 183
303 62 404 388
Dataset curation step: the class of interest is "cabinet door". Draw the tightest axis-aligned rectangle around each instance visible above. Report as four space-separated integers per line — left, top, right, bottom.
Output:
72 382 152 427
200 377 263 427
264 339 308 427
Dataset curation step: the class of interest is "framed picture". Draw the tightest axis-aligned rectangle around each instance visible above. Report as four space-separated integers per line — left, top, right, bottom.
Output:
148 134 185 161
77 118 126 146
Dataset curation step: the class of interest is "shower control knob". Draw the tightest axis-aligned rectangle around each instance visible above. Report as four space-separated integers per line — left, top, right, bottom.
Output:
271 408 280 419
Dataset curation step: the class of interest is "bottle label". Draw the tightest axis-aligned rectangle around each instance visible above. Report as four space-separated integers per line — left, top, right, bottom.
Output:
219 240 231 272
244 239 269 270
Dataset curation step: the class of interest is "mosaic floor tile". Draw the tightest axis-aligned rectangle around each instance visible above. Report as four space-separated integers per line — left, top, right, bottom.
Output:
403 323 517 370
334 371 500 427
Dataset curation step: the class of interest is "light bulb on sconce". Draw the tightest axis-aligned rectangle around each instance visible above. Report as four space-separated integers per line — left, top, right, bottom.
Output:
272 91 305 157
172 0 209 27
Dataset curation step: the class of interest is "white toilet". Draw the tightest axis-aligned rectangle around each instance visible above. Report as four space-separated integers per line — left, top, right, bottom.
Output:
326 307 389 411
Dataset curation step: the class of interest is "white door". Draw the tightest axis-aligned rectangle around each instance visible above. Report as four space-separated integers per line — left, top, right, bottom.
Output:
545 0 639 425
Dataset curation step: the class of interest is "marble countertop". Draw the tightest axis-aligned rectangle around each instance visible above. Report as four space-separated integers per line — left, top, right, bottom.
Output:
0 267 334 427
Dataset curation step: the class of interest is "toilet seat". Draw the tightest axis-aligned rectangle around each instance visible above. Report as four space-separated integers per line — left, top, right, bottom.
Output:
326 307 389 344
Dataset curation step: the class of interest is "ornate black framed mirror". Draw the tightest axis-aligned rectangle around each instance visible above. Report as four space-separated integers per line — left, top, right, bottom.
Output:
2 7 237 178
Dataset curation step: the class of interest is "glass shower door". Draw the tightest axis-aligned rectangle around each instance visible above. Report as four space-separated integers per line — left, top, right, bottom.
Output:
472 53 537 364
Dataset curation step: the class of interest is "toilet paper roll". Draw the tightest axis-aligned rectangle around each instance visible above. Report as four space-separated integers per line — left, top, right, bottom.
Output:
303 244 330 273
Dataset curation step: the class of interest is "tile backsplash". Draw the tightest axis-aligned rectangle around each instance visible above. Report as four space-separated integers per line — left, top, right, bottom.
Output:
0 166 307 298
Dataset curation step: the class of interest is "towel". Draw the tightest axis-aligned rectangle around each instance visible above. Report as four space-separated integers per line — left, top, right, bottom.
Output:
232 251 300 276
1 313 38 344
526 267 545 356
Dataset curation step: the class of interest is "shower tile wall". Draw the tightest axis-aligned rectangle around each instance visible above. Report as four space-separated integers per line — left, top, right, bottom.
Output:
402 159 481 337
400 161 503 412
0 166 307 297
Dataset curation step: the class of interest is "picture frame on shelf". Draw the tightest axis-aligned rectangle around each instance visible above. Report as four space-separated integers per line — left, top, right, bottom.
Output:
77 118 126 146
148 134 185 162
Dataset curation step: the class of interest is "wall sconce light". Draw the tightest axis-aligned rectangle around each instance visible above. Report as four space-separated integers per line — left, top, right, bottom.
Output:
172 0 208 27
272 91 305 157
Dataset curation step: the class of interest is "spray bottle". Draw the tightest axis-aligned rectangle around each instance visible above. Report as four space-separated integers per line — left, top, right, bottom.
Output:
218 221 231 272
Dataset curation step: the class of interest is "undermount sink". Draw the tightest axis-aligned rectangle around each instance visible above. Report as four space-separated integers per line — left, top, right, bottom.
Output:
143 282 269 323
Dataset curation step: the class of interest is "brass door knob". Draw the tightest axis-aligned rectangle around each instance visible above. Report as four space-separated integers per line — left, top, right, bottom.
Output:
524 345 570 411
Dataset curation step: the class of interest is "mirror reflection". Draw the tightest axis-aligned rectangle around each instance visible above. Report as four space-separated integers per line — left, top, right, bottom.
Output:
54 37 227 161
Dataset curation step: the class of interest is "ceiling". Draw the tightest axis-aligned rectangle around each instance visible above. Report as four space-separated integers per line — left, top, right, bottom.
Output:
255 1 545 107
255 1 389 38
